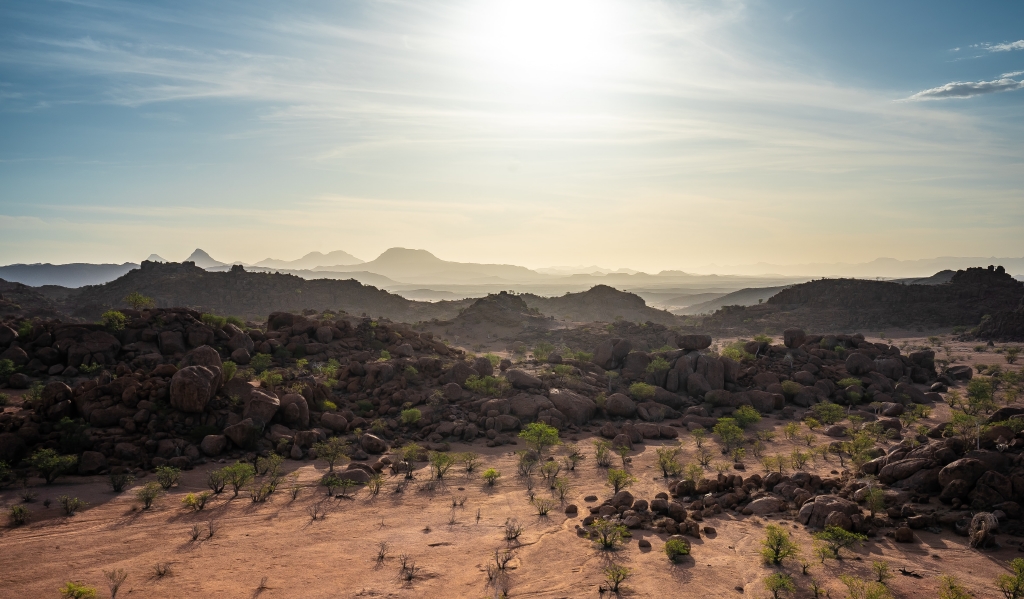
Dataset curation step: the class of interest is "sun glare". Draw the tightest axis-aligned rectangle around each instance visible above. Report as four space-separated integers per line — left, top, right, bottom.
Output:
463 0 623 88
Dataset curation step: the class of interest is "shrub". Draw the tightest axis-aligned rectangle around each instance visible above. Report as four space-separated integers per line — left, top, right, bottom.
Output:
813 526 867 559
838 377 862 388
464 375 510 397
604 565 631 592
646 356 671 373
222 462 256 496
734 405 762 428
812 402 845 425
504 517 524 542
136 482 163 509
313 438 350 472
713 418 744 449
207 470 226 494
249 353 272 373
760 523 799 565
182 491 213 512
656 446 682 478
665 538 690 561
323 400 337 411
220 360 237 382
607 469 636 493
104 569 128 599
9 504 30 525
997 558 1024 599
552 364 575 377
763 573 796 599
588 518 627 549
839 575 893 599
155 466 181 489
428 451 457 479
628 382 656 401
400 408 421 426
59 582 97 599
533 342 554 361
201 313 227 328
0 359 14 379
17 320 33 337
780 380 802 397
533 497 556 515
58 495 86 516
29 449 77 484
226 315 245 328
101 310 127 331
519 422 560 454
483 468 501 485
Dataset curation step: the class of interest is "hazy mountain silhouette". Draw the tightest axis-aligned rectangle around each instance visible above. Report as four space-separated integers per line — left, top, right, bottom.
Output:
314 247 546 284
256 250 364 269
185 248 225 268
0 263 138 288
146 254 167 263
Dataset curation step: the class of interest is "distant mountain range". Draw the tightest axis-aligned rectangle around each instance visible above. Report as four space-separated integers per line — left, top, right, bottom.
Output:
695 256 1024 278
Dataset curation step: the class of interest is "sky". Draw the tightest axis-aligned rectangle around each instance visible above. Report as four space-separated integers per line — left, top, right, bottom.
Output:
1 0 1023 272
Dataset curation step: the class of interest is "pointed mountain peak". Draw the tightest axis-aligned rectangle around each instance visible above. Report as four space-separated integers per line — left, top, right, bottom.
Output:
145 254 167 263
185 248 225 268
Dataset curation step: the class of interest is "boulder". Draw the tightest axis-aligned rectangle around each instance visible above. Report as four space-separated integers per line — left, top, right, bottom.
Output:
230 348 251 365
78 451 108 475
360 433 388 454
938 458 991 488
320 412 349 432
797 495 861 529
243 388 281 424
783 328 806 349
158 330 186 355
227 331 255 354
605 393 637 418
746 497 785 515
686 373 711 397
677 334 712 351
224 418 262 448
508 393 554 419
450 361 478 386
969 512 999 548
548 389 596 425
200 434 228 456
506 369 543 390
169 365 220 413
180 345 223 371
845 353 875 376
894 526 914 543
280 393 310 429
948 365 973 381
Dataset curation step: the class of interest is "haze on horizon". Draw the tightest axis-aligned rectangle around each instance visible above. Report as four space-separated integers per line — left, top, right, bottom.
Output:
1 0 1023 273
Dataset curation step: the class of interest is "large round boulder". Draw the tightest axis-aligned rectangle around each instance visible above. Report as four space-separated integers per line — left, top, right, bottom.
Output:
279 393 310 429
677 334 712 351
169 365 220 413
605 393 637 418
797 495 861 529
845 353 875 376
243 388 280 424
548 389 596 425
938 458 991 488
783 328 806 349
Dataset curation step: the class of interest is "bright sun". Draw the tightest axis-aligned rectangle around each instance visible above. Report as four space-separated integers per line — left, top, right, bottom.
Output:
463 0 622 88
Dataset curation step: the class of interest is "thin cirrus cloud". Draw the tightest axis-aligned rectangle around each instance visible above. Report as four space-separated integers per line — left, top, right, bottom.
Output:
987 40 1024 52
905 76 1024 101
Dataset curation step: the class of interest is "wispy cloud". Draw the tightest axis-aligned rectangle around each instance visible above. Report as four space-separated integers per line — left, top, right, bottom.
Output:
988 40 1024 52
905 77 1024 101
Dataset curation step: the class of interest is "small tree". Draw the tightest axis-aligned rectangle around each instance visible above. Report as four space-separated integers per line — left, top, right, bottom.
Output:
313 437 350 472
428 451 457 480
222 463 256 497
104 569 128 599
656 446 682 478
1007 347 1022 365
691 427 708 448
604 565 631 593
864 486 887 517
28 449 77 484
813 526 867 559
760 524 800 565
589 518 627 549
872 560 892 584
664 538 690 561
594 439 612 467
734 405 762 428
713 418 744 450
483 468 501 486
155 466 181 489
839 575 893 599
607 469 636 493
124 291 155 310
763 573 796 599
135 482 163 509
998 558 1024 599
518 422 560 454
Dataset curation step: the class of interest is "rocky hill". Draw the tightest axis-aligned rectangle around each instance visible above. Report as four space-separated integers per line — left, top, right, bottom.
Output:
701 266 1024 335
0 279 66 321
60 261 472 323
521 285 680 325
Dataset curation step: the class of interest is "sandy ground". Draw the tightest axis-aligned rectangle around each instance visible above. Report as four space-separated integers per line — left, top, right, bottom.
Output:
2 335 1022 598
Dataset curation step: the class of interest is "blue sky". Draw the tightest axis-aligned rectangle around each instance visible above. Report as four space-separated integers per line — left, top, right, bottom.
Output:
1 0 1022 271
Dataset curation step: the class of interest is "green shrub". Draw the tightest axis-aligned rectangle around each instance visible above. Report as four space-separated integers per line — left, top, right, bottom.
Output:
588 518 627 549
753 333 773 344
760 523 799 565
400 408 421 426
124 291 154 310
813 525 866 559
533 342 554 361
28 449 77 484
552 364 574 376
155 466 181 489
734 405 762 428
221 360 237 381
996 558 1024 599
464 375 510 397
665 538 690 560
812 402 845 425
9 504 30 525
378 350 391 361
182 491 213 512
482 468 501 485
17 320 33 337
135 482 163 509
101 310 128 331
780 380 802 396
323 400 337 411
763 573 795 599
646 357 670 373
713 417 744 449
226 315 245 328
838 377 862 388
222 463 256 496
58 494 87 516
484 353 500 367
629 382 656 401
201 313 227 328
0 359 14 379
519 422 560 453
59 582 97 599
250 353 272 373
607 468 636 493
